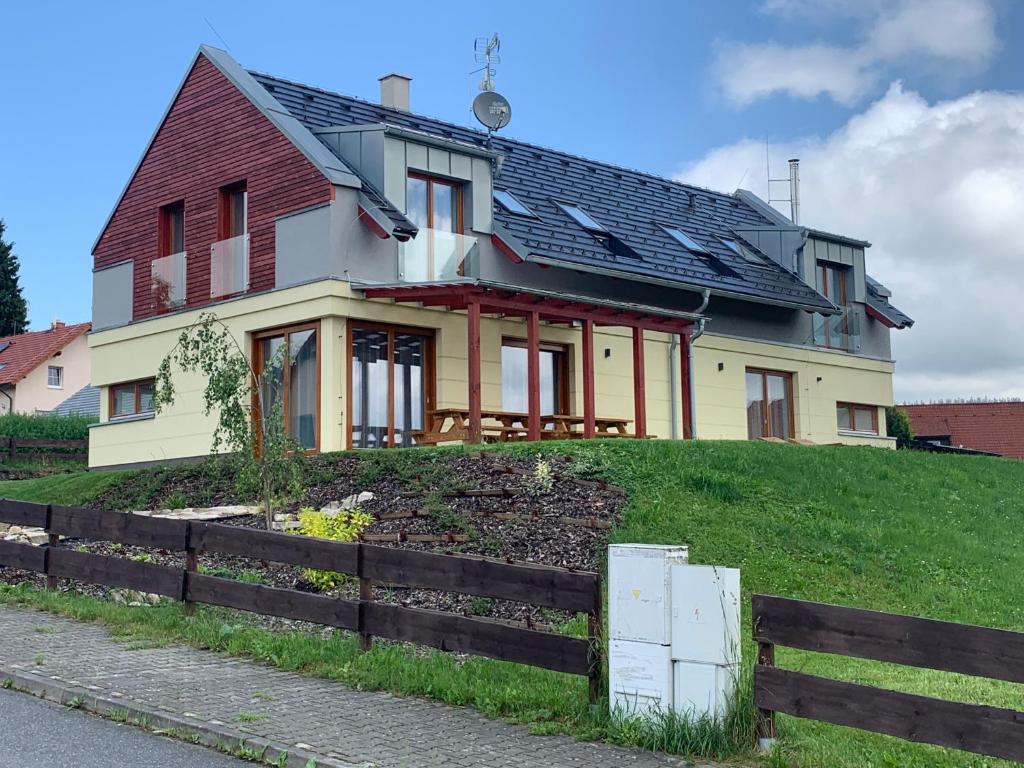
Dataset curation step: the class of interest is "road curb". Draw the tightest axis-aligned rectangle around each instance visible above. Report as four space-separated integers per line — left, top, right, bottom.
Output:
0 665 371 768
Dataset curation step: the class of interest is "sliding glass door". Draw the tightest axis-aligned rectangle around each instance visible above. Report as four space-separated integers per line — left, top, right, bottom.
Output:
500 339 570 415
253 322 320 451
349 324 434 448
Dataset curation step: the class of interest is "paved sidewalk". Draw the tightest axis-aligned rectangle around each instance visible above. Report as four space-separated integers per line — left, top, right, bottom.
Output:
0 606 692 768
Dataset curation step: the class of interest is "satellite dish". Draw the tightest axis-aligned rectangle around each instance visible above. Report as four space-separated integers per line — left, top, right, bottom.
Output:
473 91 512 131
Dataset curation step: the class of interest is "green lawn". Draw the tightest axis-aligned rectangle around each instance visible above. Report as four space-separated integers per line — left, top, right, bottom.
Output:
0 469 126 505
3 440 1024 767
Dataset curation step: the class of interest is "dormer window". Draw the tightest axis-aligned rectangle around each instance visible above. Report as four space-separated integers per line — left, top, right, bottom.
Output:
494 189 537 218
720 237 770 266
556 202 607 233
662 226 710 254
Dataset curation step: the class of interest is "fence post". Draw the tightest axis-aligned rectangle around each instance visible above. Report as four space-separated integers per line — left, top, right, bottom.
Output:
44 504 58 590
357 543 373 651
587 573 603 708
5 437 14 464
183 522 198 617
756 639 777 751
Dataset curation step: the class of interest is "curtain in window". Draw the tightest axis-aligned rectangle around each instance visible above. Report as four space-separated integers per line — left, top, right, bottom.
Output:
289 329 317 449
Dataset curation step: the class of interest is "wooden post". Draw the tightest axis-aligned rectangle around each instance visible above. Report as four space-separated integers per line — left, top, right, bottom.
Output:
680 330 693 440
582 319 596 439
632 327 647 438
467 300 482 445
44 504 58 591
527 311 541 441
756 640 777 749
357 544 373 651
587 574 603 708
8 437 16 464
183 524 198 617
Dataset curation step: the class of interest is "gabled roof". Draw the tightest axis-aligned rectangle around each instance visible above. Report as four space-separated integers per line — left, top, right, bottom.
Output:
0 323 90 386
903 401 1024 459
246 68 839 314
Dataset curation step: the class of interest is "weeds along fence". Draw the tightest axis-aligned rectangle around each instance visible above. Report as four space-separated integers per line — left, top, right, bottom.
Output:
0 437 88 463
753 594 1024 762
0 499 603 703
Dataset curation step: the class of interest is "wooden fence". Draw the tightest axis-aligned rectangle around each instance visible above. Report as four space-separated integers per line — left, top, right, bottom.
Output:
0 436 88 463
0 499 602 702
753 594 1024 762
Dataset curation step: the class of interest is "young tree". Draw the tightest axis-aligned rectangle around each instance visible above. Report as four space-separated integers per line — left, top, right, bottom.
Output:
154 312 305 528
0 221 29 336
886 406 914 442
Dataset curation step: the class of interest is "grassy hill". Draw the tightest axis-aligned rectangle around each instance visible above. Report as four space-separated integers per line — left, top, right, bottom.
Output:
2 440 1023 767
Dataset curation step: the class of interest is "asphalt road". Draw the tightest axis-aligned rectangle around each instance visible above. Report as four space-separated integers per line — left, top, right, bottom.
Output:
0 688 252 767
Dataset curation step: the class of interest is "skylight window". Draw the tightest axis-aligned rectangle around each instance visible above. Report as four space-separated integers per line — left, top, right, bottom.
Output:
662 227 710 254
556 202 607 233
720 237 769 266
493 189 537 218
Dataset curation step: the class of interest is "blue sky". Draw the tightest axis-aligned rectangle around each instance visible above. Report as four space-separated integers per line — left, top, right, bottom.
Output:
1 1 1022 398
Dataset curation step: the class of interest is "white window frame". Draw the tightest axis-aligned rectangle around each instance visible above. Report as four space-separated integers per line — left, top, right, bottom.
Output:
47 365 63 389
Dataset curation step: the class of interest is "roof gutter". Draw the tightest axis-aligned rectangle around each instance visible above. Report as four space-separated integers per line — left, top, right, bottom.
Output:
527 254 840 315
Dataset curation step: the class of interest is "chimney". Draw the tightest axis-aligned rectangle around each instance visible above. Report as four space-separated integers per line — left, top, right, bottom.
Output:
378 73 412 111
51 318 65 331
787 158 801 225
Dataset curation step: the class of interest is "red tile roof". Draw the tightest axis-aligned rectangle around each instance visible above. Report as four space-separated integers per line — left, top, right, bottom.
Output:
902 402 1024 459
0 322 90 386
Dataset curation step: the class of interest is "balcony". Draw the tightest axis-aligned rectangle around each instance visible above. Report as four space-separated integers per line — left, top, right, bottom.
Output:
398 229 479 283
814 307 861 352
210 234 250 298
151 251 186 312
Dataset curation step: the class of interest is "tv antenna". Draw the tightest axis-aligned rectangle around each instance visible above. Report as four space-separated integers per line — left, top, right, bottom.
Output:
471 34 512 135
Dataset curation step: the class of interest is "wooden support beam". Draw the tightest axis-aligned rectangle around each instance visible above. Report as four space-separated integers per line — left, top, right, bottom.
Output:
527 311 541 441
468 300 482 444
680 332 693 440
582 319 596 439
632 327 647 438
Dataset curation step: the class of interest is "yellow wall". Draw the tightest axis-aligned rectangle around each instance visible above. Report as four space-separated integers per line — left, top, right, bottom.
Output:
89 280 895 467
693 332 896 447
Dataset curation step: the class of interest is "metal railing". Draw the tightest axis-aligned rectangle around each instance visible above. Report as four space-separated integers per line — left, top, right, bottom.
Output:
151 251 186 311
399 229 479 282
210 234 250 297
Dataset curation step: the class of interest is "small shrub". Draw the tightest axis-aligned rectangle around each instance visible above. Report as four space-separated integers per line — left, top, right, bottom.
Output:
469 597 494 616
0 413 95 441
886 406 913 441
162 491 188 510
565 449 610 479
129 553 154 563
290 506 372 590
526 458 554 497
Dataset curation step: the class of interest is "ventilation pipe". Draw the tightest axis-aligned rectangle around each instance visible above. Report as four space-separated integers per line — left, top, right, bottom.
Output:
788 158 800 225
379 73 412 111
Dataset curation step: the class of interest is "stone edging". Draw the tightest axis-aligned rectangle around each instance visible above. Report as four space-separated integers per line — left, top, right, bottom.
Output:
0 665 370 768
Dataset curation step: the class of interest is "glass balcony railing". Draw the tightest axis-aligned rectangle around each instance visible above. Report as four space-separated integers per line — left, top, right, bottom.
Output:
813 306 861 352
151 251 186 312
210 233 250 298
398 229 479 283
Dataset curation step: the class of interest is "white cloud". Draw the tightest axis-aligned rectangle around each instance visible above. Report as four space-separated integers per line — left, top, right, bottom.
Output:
678 83 1024 401
715 0 998 106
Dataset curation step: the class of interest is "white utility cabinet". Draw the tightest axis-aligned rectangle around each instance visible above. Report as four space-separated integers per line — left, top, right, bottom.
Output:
607 545 740 723
608 544 689 644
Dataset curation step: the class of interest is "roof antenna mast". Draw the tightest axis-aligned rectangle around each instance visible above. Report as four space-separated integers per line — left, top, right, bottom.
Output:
471 34 512 148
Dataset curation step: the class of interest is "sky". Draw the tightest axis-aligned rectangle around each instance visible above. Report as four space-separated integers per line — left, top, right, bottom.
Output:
1 0 1021 402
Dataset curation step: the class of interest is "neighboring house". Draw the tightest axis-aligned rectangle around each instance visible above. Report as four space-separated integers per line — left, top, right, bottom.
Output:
54 385 101 418
902 402 1024 459
87 46 912 469
0 321 91 415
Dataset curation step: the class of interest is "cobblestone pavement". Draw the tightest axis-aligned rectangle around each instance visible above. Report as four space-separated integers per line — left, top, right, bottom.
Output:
0 606 697 768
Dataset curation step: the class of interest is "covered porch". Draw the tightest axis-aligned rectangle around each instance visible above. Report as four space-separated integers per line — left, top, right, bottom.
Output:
361 282 700 445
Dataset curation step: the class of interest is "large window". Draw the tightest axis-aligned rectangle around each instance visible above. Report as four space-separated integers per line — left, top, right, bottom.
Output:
253 322 319 451
406 173 460 233
837 402 879 434
110 379 155 418
349 323 434 449
501 339 570 415
814 262 851 349
746 368 794 440
403 173 467 282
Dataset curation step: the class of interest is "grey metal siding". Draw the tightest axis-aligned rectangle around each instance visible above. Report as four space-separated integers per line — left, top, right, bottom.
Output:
92 261 134 330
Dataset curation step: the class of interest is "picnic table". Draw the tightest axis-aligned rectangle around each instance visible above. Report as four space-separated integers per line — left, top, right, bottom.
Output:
409 408 633 446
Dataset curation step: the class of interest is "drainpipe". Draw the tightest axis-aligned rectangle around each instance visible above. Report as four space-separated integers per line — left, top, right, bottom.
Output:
669 289 710 440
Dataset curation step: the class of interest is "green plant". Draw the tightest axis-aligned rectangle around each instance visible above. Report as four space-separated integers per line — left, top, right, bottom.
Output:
110 543 123 553
129 552 154 563
34 653 44 666
526 458 554 497
74 544 89 553
564 449 610 479
252 691 274 701
198 565 266 585
155 312 306 529
0 412 95 441
426 494 477 537
469 597 494 616
67 695 84 709
163 491 188 510
1 678 12 689
289 507 372 590
232 711 267 723
886 406 914 441
107 708 130 722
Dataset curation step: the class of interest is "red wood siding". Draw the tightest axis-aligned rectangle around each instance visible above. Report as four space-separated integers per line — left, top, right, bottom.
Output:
93 54 332 320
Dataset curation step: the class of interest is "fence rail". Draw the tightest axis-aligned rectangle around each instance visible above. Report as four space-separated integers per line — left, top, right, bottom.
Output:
0 436 88 463
753 594 1024 762
0 499 602 702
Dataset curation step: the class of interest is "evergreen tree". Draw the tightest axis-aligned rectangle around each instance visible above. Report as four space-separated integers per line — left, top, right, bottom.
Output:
0 220 29 336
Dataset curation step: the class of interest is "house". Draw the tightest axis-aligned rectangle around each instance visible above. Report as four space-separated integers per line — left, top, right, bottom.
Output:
54 385 101 418
902 401 1024 459
0 321 91 415
87 46 912 469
